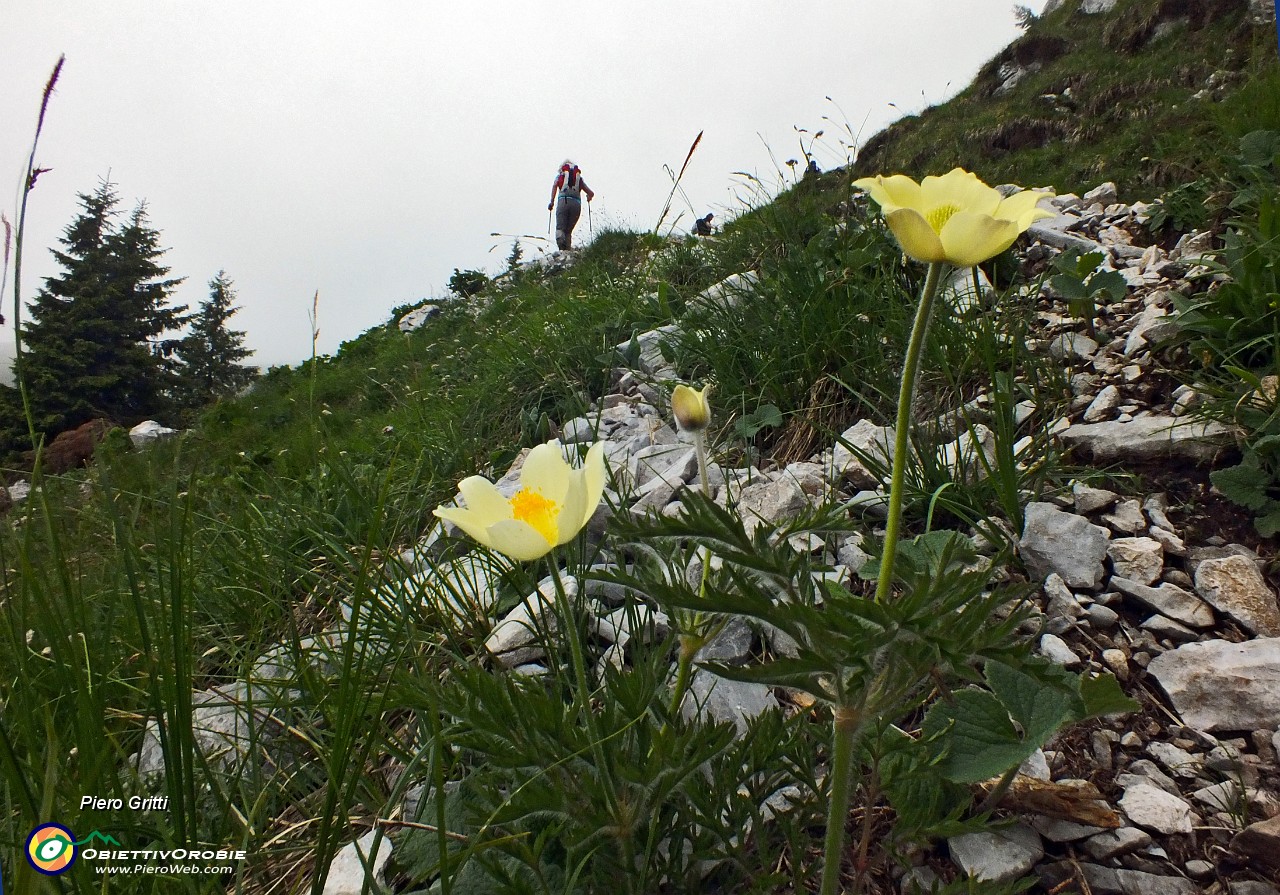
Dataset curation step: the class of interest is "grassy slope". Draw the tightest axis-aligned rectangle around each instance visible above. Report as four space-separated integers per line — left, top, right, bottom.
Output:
854 0 1280 197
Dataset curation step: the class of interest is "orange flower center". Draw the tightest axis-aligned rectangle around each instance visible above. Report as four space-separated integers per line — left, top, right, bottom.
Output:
926 203 960 233
510 488 559 545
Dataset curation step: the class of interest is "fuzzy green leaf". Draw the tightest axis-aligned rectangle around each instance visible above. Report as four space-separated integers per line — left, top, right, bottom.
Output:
1211 457 1273 511
985 660 1074 747
922 689 1031 784
1256 504 1280 538
1078 671 1140 718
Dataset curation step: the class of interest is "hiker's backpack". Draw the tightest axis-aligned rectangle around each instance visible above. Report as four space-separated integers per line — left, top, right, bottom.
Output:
559 165 581 192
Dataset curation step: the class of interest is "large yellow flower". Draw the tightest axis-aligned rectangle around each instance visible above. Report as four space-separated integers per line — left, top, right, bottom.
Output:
434 441 606 561
853 168 1054 267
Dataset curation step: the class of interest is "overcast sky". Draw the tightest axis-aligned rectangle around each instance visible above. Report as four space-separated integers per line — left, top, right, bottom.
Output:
2 1 1048 383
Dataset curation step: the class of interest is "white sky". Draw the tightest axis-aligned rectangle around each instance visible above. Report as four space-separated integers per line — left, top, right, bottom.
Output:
2 1 1048 382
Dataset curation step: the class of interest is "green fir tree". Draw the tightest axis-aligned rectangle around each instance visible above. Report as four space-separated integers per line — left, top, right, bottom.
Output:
175 270 257 410
19 180 187 436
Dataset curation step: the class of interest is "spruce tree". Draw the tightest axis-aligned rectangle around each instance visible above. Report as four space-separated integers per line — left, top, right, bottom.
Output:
20 180 187 434
175 270 257 409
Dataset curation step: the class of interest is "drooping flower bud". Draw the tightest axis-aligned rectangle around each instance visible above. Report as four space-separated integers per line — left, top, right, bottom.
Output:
672 384 712 432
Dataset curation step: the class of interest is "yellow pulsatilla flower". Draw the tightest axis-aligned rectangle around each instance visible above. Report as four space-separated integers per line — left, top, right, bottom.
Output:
853 168 1054 267
671 383 712 432
434 441 606 561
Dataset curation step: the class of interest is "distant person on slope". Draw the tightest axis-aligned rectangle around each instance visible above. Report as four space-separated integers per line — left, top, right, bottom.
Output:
548 160 594 251
692 213 715 237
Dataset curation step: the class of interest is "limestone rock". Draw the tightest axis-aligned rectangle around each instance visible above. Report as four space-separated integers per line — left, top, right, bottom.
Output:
1194 555 1280 637
321 831 393 895
1020 502 1111 589
129 420 179 448
1111 577 1214 628
832 420 896 490
1108 537 1163 585
1147 638 1280 731
1057 415 1236 464
681 669 779 735
1232 814 1280 871
948 823 1044 883
1118 781 1193 834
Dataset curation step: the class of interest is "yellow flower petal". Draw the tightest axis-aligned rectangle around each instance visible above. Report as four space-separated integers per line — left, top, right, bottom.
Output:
458 475 512 524
939 211 1020 268
555 473 587 546
921 169 1001 217
884 208 947 263
433 505 499 550
582 441 606 523
520 442 571 505
853 174 921 213
485 519 556 561
433 439 607 562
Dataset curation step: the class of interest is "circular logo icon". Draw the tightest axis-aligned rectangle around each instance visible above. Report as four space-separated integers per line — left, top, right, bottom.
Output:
26 823 77 875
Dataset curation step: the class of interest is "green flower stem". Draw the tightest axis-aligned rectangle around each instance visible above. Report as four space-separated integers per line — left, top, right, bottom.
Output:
545 555 621 819
874 260 947 604
667 634 700 721
819 704 864 895
665 429 716 724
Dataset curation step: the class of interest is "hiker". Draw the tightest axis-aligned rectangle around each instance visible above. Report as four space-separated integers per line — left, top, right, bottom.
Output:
692 213 714 237
548 159 595 251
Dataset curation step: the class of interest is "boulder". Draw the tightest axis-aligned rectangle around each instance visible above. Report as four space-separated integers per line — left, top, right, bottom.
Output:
1147 638 1280 731
41 418 114 473
129 420 179 449
1057 415 1235 464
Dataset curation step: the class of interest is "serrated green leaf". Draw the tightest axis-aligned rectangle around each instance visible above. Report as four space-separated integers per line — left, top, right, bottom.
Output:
1256 504 1280 538
1089 270 1127 301
985 660 1074 746
1079 672 1139 718
1049 273 1087 300
923 689 1033 784
1211 458 1273 511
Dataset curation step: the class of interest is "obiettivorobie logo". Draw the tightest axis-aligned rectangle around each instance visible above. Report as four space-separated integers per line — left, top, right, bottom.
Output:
26 825 121 876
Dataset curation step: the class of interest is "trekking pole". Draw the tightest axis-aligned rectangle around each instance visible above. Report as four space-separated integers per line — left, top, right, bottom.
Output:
547 203 553 236
587 198 593 239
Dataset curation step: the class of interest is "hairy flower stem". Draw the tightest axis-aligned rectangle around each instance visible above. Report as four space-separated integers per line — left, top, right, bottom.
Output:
819 704 864 895
874 261 947 604
546 557 622 822
665 429 716 724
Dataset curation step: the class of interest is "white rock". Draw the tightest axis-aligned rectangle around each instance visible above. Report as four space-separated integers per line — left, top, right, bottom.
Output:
1057 415 1236 464
1119 781 1194 834
321 831 393 895
1108 537 1164 585
1148 638 1280 731
1039 633 1081 668
1194 555 1280 637
1112 577 1214 628
1073 481 1119 514
129 420 179 448
1083 385 1122 423
1020 502 1111 589
831 420 896 489
948 823 1044 883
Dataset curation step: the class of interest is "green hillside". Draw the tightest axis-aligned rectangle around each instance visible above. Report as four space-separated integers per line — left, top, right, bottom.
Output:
855 0 1280 197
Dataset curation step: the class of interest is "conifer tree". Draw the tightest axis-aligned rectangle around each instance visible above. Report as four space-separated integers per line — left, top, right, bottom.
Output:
20 180 187 434
175 270 257 409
